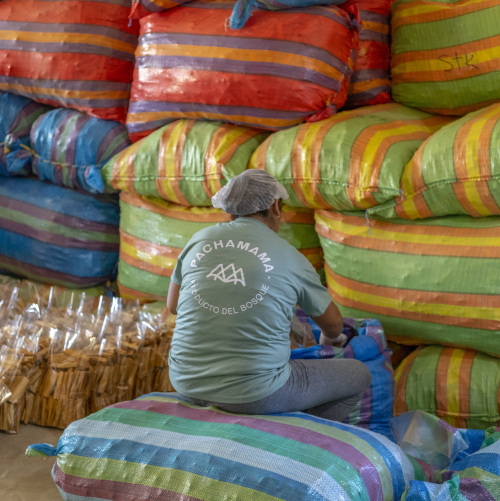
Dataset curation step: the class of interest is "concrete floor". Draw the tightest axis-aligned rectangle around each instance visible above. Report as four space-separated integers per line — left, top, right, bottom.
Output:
0 425 63 501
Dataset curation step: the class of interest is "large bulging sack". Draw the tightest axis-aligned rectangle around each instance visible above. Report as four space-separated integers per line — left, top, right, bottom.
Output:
391 0 500 115
0 0 138 123
31 109 130 194
0 178 120 288
126 0 359 141
373 103 500 220
27 393 423 501
250 103 453 210
102 120 269 205
315 210 500 355
395 346 500 430
340 0 392 109
0 92 52 177
118 192 230 302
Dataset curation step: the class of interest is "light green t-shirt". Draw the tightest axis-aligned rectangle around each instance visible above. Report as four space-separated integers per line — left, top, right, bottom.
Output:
168 217 332 403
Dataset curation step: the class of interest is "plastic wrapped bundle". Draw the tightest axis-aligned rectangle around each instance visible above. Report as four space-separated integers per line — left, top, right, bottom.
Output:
0 178 120 288
279 205 324 278
102 120 269 205
118 192 230 302
126 0 359 141
0 92 52 177
373 103 500 220
27 393 423 501
395 346 500 430
315 209 500 355
292 317 394 438
250 103 453 210
0 0 138 123
391 0 500 115
30 109 130 194
340 0 392 109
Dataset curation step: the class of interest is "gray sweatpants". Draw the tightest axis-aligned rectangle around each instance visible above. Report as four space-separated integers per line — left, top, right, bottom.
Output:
180 358 372 422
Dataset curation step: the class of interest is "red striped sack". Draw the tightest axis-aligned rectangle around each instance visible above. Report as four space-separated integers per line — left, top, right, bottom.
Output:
0 0 138 123
130 0 193 17
126 0 359 141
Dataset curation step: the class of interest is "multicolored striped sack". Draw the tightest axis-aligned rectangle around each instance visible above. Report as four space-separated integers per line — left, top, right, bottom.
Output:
0 92 52 177
402 432 500 500
118 192 230 302
0 178 120 288
315 210 500 356
130 0 193 18
279 205 324 276
0 0 138 123
394 346 500 430
27 393 423 501
30 109 130 194
372 103 500 220
126 0 359 141
391 0 500 116
102 119 269 205
250 103 453 210
292 317 394 438
340 0 392 109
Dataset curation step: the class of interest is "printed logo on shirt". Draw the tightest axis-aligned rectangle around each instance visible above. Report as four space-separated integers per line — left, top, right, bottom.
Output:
206 263 246 286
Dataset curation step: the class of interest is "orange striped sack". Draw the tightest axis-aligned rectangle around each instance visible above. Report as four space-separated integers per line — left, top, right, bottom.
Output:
118 192 230 302
0 0 138 123
372 103 500 220
315 209 500 356
130 0 192 18
126 0 359 141
102 120 269 206
250 103 453 210
395 346 500 430
279 206 324 277
391 0 500 115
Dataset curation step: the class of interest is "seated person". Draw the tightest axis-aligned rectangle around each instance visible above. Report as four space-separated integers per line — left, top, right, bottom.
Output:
167 170 371 420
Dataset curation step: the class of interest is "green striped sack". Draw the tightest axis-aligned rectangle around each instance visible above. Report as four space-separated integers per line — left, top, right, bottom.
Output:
250 103 453 210
102 119 269 206
315 209 500 355
395 346 500 430
391 0 500 115
372 103 500 220
118 192 230 302
27 393 425 500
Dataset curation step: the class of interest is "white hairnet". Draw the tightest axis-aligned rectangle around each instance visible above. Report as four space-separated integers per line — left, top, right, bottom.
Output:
212 170 289 216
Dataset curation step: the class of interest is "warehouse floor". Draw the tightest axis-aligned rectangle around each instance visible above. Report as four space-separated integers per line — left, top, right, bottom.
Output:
0 425 63 501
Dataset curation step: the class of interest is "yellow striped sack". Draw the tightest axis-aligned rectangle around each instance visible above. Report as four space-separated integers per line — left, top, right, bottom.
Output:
118 192 229 302
391 0 500 115
395 345 500 429
315 209 500 356
372 103 500 219
250 103 453 210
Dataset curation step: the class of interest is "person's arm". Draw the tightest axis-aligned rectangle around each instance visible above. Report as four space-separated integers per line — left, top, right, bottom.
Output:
310 302 346 346
166 281 181 315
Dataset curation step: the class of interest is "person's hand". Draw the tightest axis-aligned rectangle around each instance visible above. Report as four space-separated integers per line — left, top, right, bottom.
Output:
319 331 347 347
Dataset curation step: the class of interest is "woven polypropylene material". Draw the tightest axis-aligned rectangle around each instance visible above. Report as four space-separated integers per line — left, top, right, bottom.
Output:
391 0 500 115
0 178 120 288
395 346 500 430
102 119 269 206
0 92 52 177
340 0 392 109
117 192 230 302
315 209 500 355
130 0 191 18
250 103 453 210
47 393 418 501
31 109 130 194
402 434 500 500
372 103 500 220
126 0 358 141
292 317 394 438
0 0 138 123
